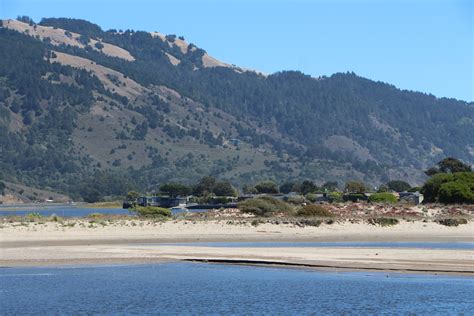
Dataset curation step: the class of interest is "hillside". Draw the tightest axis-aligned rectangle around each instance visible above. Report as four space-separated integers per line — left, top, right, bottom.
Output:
0 17 473 201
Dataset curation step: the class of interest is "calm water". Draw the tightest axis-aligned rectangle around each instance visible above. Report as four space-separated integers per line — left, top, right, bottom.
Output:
159 241 474 250
0 207 131 217
1 263 473 315
0 206 208 217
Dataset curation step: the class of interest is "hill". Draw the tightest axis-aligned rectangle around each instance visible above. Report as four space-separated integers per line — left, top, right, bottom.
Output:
0 17 472 201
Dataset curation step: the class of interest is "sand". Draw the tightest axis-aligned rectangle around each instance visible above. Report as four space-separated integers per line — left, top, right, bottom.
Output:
1 220 473 274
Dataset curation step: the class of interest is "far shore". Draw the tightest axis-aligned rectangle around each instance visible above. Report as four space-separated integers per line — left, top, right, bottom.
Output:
1 219 473 275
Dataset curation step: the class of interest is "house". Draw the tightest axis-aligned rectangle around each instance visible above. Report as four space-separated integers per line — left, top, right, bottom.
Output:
136 196 186 208
399 192 424 204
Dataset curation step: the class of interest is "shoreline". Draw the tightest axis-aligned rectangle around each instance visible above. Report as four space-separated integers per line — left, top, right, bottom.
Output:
1 220 473 275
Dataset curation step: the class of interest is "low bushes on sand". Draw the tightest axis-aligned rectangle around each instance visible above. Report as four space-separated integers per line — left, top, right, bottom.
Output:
368 192 398 203
368 217 399 226
296 204 333 217
132 206 172 219
437 218 468 227
238 196 293 217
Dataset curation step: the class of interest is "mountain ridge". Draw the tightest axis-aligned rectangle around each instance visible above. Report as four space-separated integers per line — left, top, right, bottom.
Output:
0 17 472 200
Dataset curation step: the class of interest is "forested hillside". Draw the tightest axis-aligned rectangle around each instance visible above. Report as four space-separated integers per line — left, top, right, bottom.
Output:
0 17 472 201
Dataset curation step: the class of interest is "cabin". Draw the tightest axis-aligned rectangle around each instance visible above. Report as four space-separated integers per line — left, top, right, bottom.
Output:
136 196 186 208
399 192 424 204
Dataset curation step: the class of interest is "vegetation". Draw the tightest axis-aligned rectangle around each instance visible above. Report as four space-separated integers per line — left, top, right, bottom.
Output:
238 196 293 217
345 181 368 193
368 217 399 226
0 17 472 201
437 218 468 227
296 204 333 217
421 161 474 204
131 206 172 219
254 181 279 194
368 192 398 203
386 180 411 192
425 157 472 176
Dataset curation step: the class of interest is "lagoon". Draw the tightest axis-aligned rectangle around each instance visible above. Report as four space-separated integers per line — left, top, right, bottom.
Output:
1 263 473 315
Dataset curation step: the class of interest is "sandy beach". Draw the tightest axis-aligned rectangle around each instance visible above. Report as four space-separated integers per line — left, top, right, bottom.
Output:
1 219 473 275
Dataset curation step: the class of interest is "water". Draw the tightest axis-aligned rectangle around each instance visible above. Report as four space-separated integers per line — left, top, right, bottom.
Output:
158 241 474 250
0 206 209 217
0 207 131 217
1 263 473 315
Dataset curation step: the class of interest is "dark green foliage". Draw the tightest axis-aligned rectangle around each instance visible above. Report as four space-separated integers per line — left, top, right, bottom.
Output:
159 183 191 198
368 192 398 203
238 196 293 217
345 181 367 193
437 218 468 227
386 180 411 192
1 18 473 200
438 181 474 204
0 181 5 195
343 193 367 202
132 206 172 218
368 217 399 226
424 158 472 176
213 181 236 196
296 204 333 217
255 181 279 194
421 172 474 204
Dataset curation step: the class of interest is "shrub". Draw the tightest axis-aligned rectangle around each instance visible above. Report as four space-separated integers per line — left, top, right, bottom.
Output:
437 218 468 227
368 192 397 203
299 219 322 227
238 196 293 217
343 193 367 202
88 213 105 219
328 191 343 203
296 204 333 217
254 181 279 194
422 172 474 203
284 195 306 205
25 212 42 222
438 181 474 204
132 206 172 218
368 217 399 226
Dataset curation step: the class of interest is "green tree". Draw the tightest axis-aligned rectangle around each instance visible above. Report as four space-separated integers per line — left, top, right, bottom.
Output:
160 183 191 198
386 180 411 192
193 176 217 196
255 180 279 194
279 181 297 194
126 191 140 200
425 157 472 176
421 172 474 204
345 181 367 193
300 180 318 195
213 180 236 196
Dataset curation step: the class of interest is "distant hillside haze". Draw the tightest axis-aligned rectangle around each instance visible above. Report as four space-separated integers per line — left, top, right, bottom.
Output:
0 17 472 199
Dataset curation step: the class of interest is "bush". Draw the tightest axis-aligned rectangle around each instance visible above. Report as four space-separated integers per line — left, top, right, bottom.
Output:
437 218 468 227
368 192 397 203
438 181 474 204
296 204 333 217
238 196 293 217
254 181 279 194
368 217 399 226
132 206 172 218
284 195 306 205
422 172 474 204
328 191 343 203
343 193 367 202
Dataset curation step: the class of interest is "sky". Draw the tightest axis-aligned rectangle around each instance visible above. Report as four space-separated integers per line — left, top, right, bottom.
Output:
1 0 472 101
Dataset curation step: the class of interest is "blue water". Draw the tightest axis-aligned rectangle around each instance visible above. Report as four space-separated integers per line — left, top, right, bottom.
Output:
0 207 209 217
159 241 474 250
0 207 131 217
1 263 473 315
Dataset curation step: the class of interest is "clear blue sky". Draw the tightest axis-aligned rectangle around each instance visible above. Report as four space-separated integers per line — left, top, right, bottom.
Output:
1 0 472 101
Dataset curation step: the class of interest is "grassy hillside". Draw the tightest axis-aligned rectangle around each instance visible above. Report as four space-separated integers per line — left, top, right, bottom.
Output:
0 17 472 201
